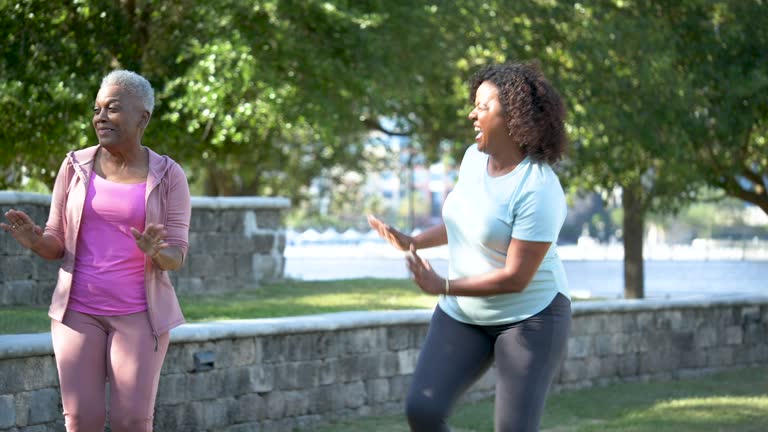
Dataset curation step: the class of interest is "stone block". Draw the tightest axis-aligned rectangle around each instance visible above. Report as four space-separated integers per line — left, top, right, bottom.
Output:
725 326 743 345
665 310 686 331
638 352 669 374
0 394 15 429
0 356 58 394
603 313 623 332
275 232 286 253
230 338 262 367
594 334 614 356
219 210 245 231
199 276 230 293
318 358 339 386
743 323 766 345
694 327 718 348
741 305 762 324
680 348 706 369
31 259 59 283
707 347 734 367
667 331 694 352
343 382 367 408
27 388 60 424
636 312 654 329
337 356 362 382
254 210 282 230
250 234 276 255
185 254 220 278
223 421 263 432
388 375 412 402
386 327 411 351
585 356 603 379
0 257 34 280
560 358 587 382
245 365 275 393
598 355 618 377
190 209 221 232
1 280 38 305
235 393 267 423
187 370 229 401
156 373 187 405
251 255 277 279
190 398 236 430
276 361 319 390
265 392 285 419
386 325 427 350
175 277 205 295
358 352 399 378
227 235 261 254
397 349 420 375
365 378 390 404
0 230 16 254
18 425 55 432
620 313 638 332
162 342 202 374
234 254 255 279
566 335 591 359
617 353 639 377
282 390 310 417
263 333 333 363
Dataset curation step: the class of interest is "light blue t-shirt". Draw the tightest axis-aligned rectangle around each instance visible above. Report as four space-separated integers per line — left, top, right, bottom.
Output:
438 144 569 325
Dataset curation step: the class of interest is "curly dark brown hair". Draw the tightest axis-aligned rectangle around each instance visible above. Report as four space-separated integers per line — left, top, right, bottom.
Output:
469 62 567 164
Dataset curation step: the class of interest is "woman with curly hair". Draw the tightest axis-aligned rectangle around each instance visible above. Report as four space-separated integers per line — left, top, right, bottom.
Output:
368 62 570 431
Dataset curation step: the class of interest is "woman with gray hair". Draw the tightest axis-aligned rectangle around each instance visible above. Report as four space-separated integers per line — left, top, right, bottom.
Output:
2 70 191 431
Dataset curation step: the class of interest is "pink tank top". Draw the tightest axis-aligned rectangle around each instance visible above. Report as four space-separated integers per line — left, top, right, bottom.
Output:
69 173 148 315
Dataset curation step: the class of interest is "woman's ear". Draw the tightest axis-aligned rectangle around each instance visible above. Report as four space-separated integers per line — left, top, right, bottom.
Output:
140 111 151 129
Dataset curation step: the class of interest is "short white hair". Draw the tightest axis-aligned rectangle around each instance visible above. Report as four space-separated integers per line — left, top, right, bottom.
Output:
100 70 155 114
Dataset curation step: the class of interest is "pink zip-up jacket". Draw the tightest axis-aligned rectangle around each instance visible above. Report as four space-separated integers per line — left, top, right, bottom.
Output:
45 145 191 336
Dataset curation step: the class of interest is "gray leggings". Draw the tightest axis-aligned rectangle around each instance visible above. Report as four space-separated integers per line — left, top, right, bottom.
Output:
405 293 571 432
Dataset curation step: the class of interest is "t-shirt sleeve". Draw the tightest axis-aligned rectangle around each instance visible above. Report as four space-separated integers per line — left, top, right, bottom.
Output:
510 177 566 242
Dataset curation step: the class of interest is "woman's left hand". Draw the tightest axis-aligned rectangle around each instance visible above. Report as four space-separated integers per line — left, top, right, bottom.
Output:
405 244 445 295
130 223 168 258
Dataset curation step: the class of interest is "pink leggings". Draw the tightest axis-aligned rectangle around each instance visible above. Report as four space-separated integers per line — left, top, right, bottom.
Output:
51 310 170 432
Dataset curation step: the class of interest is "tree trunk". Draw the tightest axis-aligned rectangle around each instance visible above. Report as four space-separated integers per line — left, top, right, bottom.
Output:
623 180 645 299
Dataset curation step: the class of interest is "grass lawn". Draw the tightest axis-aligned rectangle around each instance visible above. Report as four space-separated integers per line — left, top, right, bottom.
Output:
315 366 768 432
0 278 435 334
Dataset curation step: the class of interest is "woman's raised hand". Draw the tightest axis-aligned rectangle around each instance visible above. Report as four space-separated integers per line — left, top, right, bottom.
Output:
2 209 44 249
130 223 168 258
367 214 413 252
405 244 444 295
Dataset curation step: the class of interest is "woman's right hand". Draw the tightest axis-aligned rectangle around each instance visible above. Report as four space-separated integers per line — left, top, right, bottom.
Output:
367 214 414 252
2 209 44 249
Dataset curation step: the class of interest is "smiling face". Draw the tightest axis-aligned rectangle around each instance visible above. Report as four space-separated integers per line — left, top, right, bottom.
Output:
468 81 508 154
92 85 149 148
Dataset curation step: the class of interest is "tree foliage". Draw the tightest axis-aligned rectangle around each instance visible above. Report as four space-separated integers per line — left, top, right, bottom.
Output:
2 0 767 299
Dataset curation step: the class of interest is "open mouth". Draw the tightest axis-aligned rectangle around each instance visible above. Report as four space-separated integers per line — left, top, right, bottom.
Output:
474 126 483 141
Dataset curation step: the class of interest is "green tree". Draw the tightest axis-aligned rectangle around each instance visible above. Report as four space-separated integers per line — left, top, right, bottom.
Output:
662 0 768 214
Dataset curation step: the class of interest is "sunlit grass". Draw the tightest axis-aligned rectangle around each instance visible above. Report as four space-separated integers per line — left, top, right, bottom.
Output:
0 278 436 333
0 305 50 334
316 367 768 432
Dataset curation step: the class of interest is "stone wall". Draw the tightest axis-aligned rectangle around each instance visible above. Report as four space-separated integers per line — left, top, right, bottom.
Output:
1 294 766 431
0 192 290 305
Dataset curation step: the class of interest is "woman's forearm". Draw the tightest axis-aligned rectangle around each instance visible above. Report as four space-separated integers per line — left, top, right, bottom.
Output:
413 223 448 249
30 234 65 260
151 245 184 271
446 268 530 297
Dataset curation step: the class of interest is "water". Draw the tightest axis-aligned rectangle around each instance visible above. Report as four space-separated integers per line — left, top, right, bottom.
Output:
284 254 767 299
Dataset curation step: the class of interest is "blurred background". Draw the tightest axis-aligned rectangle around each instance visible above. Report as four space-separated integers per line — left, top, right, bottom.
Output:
2 0 766 299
